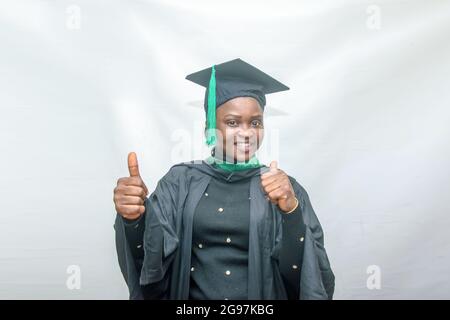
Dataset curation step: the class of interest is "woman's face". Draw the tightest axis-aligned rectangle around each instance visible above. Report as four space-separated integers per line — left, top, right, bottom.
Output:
212 96 264 162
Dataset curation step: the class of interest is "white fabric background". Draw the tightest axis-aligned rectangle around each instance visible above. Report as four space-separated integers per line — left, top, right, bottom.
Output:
1 0 449 299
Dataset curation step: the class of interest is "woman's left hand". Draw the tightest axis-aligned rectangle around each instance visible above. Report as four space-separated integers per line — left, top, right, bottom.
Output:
260 161 298 213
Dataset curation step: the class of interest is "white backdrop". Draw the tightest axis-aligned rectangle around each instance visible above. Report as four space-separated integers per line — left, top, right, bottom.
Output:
1 0 449 299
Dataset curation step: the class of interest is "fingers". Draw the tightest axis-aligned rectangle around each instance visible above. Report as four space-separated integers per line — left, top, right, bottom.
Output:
261 174 282 188
122 213 142 220
268 187 288 201
264 181 283 194
128 152 140 177
261 160 278 204
262 172 290 193
117 204 146 219
119 195 145 206
117 185 147 199
141 180 149 196
115 153 148 220
261 160 290 205
117 176 147 189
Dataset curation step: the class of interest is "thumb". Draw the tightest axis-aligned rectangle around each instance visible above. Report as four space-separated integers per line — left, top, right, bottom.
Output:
269 160 278 173
127 152 141 177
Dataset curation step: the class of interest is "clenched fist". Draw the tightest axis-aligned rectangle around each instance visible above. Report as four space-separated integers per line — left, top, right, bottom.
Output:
113 152 149 220
261 161 298 213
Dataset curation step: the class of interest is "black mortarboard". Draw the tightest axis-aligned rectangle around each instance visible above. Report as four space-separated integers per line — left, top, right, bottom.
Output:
185 58 289 146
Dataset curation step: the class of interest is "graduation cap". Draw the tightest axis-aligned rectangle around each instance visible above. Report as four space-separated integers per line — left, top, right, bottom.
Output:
185 58 289 147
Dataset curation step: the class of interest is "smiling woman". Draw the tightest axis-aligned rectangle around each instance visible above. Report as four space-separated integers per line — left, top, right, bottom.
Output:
214 96 264 163
113 58 335 300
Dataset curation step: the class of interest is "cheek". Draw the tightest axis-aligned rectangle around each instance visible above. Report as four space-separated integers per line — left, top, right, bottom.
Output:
216 128 236 147
223 127 237 138
257 130 264 146
214 126 226 140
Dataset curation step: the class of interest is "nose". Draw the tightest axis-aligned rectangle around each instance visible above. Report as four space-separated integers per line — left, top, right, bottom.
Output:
236 127 256 143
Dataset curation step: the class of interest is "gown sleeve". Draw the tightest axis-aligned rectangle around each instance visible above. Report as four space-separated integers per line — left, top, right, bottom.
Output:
122 214 145 261
114 168 181 300
278 204 306 300
284 177 335 300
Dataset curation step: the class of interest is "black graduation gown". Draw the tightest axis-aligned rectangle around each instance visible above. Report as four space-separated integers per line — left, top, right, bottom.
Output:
114 160 335 300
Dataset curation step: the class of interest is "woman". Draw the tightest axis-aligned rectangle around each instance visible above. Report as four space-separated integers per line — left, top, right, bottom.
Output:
113 58 335 300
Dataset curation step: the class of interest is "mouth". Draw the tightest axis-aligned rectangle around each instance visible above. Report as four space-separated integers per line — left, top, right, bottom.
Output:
234 141 255 153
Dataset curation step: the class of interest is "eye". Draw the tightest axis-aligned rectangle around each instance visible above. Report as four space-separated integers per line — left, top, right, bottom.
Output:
227 120 238 127
251 120 263 128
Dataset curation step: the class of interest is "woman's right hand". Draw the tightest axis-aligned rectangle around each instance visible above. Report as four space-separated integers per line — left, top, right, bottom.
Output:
114 152 149 220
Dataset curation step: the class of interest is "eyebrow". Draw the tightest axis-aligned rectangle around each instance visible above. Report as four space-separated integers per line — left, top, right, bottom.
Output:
223 114 263 118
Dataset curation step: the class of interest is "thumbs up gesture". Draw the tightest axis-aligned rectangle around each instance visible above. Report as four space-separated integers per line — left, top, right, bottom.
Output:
113 152 149 220
261 161 298 213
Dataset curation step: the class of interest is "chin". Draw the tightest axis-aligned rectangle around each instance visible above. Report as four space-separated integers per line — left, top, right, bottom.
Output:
229 142 257 161
235 151 255 162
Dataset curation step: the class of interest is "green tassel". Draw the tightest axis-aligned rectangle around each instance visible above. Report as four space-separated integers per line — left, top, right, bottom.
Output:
205 65 217 146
